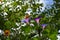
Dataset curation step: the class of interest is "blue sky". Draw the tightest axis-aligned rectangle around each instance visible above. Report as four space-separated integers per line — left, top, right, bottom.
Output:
40 0 54 11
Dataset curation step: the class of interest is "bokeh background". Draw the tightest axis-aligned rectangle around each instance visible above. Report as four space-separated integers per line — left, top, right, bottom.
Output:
0 0 60 40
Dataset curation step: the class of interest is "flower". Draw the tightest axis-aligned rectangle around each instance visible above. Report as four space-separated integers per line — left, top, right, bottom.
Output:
35 18 40 23
21 15 30 24
21 18 30 24
21 19 25 23
4 30 10 36
24 18 30 24
58 30 60 33
41 24 47 29
16 22 20 26
21 23 26 27
30 23 34 26
0 29 4 35
34 16 42 24
3 12 8 16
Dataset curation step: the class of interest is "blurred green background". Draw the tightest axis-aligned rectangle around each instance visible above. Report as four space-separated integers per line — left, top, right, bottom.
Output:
0 0 60 40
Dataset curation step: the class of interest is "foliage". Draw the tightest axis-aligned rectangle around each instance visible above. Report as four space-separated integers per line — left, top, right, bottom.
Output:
0 0 60 40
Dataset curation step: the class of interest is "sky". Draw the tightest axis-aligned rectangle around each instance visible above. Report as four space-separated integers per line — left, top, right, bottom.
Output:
39 0 54 11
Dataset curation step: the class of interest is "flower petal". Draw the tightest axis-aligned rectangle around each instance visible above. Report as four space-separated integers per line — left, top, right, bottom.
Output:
41 24 47 29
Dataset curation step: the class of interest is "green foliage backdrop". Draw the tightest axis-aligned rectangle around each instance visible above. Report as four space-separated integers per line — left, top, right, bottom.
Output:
0 0 60 40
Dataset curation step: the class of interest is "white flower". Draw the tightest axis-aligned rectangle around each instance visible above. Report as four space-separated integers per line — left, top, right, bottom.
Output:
32 34 39 38
11 28 16 30
16 26 21 30
0 29 4 35
12 1 14 3
25 8 32 15
28 33 31 35
9 8 12 11
22 31 25 36
19 26 21 29
3 12 8 16
16 5 21 9
49 39 51 40
17 5 20 8
16 22 20 26
22 5 25 6
21 23 26 27
9 5 13 8
25 12 31 15
1 2 5 4
57 34 60 40
30 23 34 26
0 30 2 33
58 30 60 33
17 28 20 30
27 8 32 12
16 0 18 1
2 4 5 8
0 2 1 4
5 2 11 6
19 1 22 2
0 2 2 5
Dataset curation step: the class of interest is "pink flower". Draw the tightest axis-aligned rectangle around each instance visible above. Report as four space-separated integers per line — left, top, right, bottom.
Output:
24 18 30 23
41 24 47 29
34 16 42 24
21 18 30 24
